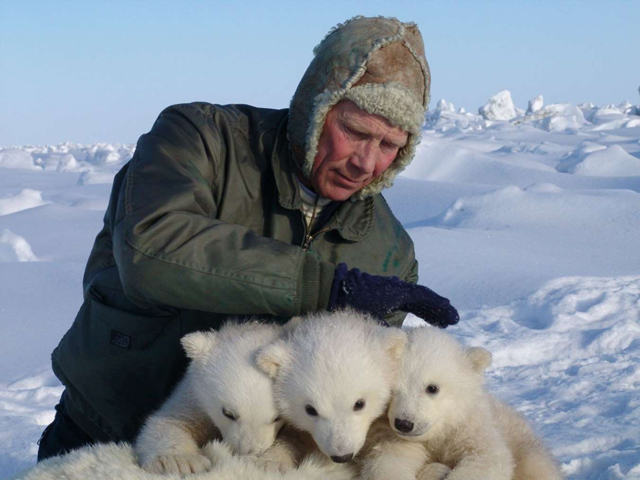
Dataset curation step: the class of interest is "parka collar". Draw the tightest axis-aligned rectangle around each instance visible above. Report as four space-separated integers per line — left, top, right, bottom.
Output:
271 114 374 242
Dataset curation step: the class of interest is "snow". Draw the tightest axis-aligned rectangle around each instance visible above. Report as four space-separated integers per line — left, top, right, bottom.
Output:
0 150 40 170
557 144 640 177
0 230 38 262
479 89 518 121
2 95 640 478
0 190 49 217
526 94 544 115
526 95 544 115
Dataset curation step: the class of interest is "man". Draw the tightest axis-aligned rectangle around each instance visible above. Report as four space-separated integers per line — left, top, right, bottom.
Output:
37 16 458 461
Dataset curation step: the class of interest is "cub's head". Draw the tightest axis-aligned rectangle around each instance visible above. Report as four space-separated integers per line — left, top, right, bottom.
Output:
388 327 491 442
256 310 406 463
181 322 284 456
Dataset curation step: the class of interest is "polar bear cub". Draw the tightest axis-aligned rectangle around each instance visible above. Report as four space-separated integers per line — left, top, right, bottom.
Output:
134 321 285 476
256 310 406 465
362 327 562 480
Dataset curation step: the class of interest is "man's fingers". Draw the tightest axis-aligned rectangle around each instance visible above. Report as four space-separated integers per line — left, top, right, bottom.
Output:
404 302 459 328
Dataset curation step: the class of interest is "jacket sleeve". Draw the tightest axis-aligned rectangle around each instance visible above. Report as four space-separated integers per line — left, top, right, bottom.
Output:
112 104 335 316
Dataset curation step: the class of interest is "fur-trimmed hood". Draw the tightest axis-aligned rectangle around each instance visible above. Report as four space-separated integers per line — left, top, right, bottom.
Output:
288 16 431 200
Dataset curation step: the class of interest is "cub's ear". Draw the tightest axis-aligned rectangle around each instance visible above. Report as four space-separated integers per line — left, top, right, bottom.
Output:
466 347 492 374
382 327 408 364
181 331 217 360
255 340 292 379
282 316 304 335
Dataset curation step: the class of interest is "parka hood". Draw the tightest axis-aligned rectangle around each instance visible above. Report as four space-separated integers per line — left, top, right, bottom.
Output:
288 16 431 200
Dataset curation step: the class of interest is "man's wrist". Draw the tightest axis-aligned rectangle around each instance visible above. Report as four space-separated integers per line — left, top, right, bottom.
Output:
299 256 336 314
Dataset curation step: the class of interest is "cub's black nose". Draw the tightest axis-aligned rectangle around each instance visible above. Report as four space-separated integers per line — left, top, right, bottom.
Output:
330 453 354 463
394 418 414 433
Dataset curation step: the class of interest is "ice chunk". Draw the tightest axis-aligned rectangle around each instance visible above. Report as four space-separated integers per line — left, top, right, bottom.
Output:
526 95 544 114
479 90 518 121
56 153 80 172
436 99 455 113
426 100 487 132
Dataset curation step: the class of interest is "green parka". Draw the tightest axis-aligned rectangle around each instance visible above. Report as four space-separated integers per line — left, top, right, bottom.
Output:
51 102 419 443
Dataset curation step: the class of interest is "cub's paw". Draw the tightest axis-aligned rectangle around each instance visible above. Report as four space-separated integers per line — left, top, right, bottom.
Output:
141 453 213 476
251 452 296 474
418 462 451 480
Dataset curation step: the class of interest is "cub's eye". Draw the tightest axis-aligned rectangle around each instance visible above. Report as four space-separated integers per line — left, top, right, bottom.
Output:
305 405 318 416
353 399 365 411
273 415 282 423
222 408 237 421
426 384 439 395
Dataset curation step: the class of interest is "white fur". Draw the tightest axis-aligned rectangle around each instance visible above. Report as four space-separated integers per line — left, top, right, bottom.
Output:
134 322 288 475
17 441 356 480
256 310 406 463
361 327 563 480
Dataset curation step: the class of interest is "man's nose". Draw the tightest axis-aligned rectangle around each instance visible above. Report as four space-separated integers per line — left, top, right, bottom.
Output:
351 142 377 175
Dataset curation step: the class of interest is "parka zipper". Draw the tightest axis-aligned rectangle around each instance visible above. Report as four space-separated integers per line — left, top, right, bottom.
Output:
302 227 330 251
300 193 330 251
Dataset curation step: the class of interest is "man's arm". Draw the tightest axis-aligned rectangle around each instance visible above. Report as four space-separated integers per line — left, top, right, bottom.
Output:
112 104 334 316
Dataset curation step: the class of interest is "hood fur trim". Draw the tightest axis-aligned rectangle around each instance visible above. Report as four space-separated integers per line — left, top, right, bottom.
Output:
290 16 430 200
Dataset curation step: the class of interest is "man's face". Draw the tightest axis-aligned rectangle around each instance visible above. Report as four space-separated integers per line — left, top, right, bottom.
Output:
309 100 408 201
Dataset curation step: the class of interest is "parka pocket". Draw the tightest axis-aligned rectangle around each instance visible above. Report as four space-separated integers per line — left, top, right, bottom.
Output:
53 288 187 441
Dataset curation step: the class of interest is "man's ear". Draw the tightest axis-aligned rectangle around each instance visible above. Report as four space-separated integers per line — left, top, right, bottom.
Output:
181 331 217 360
255 340 292 379
466 347 492 375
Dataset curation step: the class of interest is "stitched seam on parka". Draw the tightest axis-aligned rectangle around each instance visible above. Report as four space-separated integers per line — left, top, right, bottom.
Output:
123 232 300 290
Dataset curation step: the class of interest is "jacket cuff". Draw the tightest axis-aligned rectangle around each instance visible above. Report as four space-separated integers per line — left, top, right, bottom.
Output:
299 255 335 313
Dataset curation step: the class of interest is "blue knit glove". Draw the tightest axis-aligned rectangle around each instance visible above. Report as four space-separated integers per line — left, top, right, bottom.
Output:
328 263 459 328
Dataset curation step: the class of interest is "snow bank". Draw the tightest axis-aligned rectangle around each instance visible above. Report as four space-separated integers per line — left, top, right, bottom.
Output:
402 136 560 186
0 149 39 170
77 170 118 185
428 184 640 234
0 189 49 216
557 143 640 177
0 372 64 476
487 276 640 365
440 275 640 479
0 229 38 262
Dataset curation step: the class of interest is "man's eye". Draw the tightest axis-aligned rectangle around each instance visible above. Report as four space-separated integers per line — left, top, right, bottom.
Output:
344 126 366 139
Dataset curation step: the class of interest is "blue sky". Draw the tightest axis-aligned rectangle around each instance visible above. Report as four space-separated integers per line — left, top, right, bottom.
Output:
1 0 639 145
